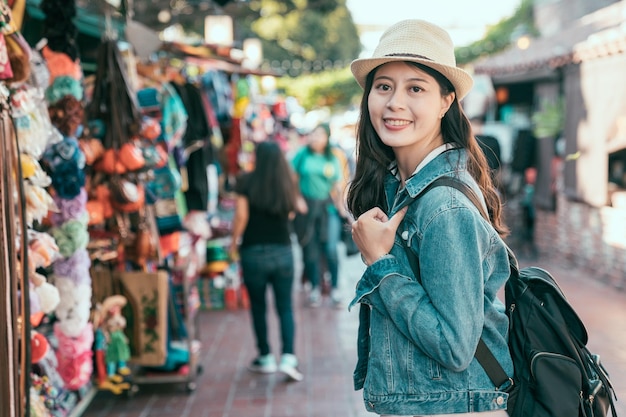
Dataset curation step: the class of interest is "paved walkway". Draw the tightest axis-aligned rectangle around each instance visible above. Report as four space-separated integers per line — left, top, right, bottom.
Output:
82 244 626 417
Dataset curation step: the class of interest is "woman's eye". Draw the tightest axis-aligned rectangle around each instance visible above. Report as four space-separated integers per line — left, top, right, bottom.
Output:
374 83 391 91
410 86 422 93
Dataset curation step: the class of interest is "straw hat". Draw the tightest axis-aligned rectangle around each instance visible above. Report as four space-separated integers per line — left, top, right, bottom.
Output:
351 19 474 100
100 295 127 316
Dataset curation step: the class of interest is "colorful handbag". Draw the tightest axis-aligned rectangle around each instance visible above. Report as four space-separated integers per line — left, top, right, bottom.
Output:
117 270 169 367
0 33 13 80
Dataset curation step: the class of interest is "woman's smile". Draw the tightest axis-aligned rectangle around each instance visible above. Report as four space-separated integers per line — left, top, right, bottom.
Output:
383 118 412 128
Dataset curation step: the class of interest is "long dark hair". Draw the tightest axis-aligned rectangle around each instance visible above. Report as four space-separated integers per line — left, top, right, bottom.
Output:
347 62 508 236
247 141 297 216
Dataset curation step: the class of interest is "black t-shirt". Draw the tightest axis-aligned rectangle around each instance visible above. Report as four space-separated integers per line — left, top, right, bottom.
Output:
234 173 291 247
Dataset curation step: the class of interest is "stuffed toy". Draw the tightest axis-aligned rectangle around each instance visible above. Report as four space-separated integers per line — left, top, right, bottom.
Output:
20 153 52 188
53 276 91 337
31 271 60 314
29 331 65 391
50 217 89 258
11 86 60 159
24 231 61 318
44 75 83 105
93 295 132 394
30 331 49 364
42 136 86 174
52 248 91 286
48 188 87 225
28 230 60 269
24 182 57 226
103 296 131 378
54 323 93 390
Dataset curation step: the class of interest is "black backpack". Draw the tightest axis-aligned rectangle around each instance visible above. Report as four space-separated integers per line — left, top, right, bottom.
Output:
401 176 618 417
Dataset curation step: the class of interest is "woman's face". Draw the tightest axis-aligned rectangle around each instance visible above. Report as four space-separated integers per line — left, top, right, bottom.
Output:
367 61 454 155
308 126 328 153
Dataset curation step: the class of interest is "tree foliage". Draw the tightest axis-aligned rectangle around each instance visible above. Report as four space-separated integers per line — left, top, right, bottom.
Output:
244 0 361 73
129 0 360 72
455 0 537 65
277 67 361 110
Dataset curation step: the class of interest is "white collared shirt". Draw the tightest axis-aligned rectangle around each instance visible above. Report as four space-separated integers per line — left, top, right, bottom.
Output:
389 142 457 186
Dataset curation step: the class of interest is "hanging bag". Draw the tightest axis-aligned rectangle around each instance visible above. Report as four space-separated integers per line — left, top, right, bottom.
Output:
0 33 13 80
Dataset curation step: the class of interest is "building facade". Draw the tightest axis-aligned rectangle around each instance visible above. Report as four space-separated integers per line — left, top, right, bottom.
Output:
473 0 626 288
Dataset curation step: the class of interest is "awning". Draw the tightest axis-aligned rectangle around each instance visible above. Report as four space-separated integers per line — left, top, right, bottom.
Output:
473 2 626 81
25 0 126 39
161 42 281 77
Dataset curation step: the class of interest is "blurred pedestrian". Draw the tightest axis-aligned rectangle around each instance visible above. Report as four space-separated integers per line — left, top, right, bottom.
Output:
291 123 346 308
346 19 512 416
471 115 502 193
229 141 303 382
520 167 538 260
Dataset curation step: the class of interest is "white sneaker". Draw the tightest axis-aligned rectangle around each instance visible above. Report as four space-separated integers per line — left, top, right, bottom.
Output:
308 287 321 307
330 289 343 309
248 354 277 373
278 353 303 382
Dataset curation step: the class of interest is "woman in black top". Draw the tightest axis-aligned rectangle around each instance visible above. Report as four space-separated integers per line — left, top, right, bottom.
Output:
229 141 303 381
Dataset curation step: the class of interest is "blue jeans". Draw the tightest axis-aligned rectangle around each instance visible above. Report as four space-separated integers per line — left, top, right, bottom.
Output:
240 244 295 356
302 209 340 290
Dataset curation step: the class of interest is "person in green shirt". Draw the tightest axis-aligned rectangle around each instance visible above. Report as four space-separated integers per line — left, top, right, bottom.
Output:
292 123 346 307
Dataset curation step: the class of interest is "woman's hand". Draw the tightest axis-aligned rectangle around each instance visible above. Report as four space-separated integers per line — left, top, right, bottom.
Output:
295 195 308 214
351 207 407 266
228 241 240 262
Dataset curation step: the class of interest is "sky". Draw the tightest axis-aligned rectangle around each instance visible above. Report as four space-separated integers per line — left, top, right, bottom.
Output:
346 0 522 57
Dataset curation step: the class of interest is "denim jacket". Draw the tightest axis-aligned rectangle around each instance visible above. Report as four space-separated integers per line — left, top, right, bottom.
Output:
349 148 513 416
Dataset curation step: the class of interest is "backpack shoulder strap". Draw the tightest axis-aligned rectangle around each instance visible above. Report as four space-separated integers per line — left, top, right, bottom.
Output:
402 176 512 389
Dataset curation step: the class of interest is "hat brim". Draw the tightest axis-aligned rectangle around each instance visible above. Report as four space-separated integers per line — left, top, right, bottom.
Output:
351 56 474 100
100 295 127 314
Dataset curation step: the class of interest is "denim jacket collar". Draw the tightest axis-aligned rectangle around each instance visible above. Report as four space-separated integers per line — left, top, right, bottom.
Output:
385 148 467 217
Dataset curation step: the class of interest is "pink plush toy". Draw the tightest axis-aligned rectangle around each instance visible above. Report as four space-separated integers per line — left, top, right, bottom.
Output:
54 323 93 390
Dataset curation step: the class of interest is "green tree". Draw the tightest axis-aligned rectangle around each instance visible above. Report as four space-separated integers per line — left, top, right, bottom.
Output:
240 0 361 75
455 0 536 65
127 0 361 71
277 67 361 110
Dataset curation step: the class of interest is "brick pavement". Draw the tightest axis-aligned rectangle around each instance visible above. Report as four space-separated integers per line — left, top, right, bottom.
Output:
82 245 626 417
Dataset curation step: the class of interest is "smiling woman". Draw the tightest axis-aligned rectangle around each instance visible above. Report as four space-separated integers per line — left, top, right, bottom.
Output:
345 19 512 417
366 61 455 170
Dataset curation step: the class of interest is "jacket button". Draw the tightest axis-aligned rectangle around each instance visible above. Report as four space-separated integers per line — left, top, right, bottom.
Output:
496 396 504 405
401 231 409 240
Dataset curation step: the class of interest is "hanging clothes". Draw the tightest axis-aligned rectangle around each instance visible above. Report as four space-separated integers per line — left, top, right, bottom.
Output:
171 81 213 211
200 69 232 127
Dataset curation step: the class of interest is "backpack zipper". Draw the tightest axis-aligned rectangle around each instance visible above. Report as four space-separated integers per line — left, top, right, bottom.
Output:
529 351 577 379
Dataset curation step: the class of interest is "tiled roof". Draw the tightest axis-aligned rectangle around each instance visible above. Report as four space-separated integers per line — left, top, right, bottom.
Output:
473 2 626 77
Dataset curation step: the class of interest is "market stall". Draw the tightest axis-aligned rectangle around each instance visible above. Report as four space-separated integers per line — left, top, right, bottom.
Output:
1 0 272 414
